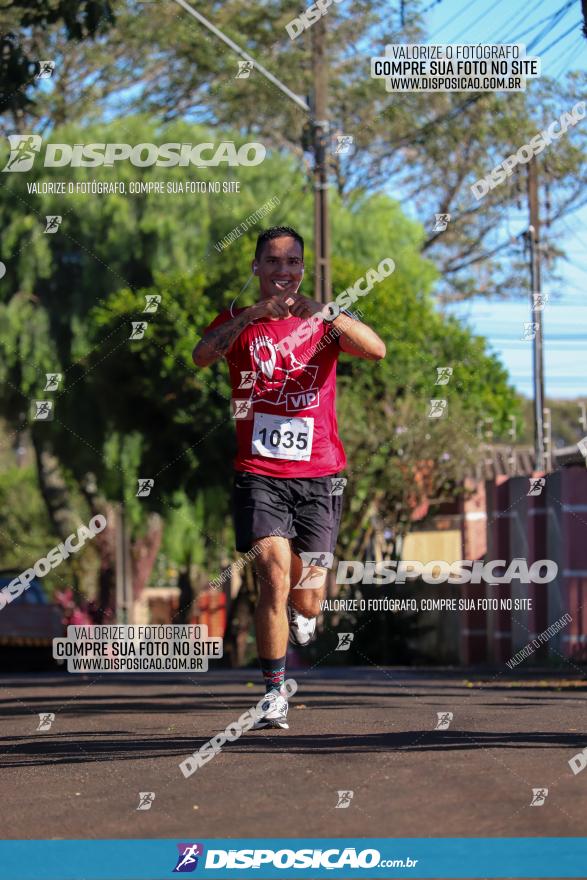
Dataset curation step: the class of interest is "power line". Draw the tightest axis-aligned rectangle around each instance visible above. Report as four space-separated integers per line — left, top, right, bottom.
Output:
534 19 583 56
553 34 584 78
526 1 575 50
403 0 444 28
488 0 545 43
511 4 576 43
514 3 575 43
427 0 484 40
448 0 508 44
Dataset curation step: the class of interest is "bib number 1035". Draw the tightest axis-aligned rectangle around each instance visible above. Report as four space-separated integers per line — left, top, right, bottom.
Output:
252 414 314 461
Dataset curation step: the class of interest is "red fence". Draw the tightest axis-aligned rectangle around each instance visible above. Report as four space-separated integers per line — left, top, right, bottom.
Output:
459 466 587 665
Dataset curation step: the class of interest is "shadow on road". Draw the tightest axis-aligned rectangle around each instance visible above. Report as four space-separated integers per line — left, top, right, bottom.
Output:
3 727 586 769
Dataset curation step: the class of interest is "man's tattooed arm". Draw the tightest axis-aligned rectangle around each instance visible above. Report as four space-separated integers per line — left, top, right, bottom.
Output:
192 297 292 367
192 307 259 367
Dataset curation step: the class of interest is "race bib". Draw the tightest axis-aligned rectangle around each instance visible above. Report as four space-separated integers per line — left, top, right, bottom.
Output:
252 413 314 461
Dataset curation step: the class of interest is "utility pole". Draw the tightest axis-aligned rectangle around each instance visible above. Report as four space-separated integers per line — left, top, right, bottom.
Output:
171 0 331 304
311 17 331 305
543 406 553 472
115 504 132 624
527 156 545 472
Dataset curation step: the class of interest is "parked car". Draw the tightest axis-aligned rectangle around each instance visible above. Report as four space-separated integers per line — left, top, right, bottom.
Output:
0 570 63 670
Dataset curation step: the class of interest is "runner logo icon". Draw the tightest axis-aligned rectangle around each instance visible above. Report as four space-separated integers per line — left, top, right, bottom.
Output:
173 843 204 872
2 135 42 172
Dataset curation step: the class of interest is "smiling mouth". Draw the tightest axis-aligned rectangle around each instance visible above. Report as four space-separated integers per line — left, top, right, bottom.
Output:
272 279 293 291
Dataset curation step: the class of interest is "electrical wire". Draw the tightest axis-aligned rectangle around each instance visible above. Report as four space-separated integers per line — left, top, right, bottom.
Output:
552 34 584 79
229 274 255 318
509 0 574 43
526 1 575 50
427 0 484 40
403 0 444 28
534 19 583 56
447 0 508 44
487 0 545 43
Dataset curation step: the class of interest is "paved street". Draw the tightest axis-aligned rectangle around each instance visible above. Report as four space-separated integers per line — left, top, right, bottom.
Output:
2 667 587 842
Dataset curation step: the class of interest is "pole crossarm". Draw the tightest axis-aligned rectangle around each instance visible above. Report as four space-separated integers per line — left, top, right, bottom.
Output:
170 0 311 113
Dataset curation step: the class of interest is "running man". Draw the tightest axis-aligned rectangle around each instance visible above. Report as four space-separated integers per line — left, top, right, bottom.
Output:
192 226 386 729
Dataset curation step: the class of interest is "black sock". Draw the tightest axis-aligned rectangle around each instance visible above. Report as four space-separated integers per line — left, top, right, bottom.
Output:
259 656 286 694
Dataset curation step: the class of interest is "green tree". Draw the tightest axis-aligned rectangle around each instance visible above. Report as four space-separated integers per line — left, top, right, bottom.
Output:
0 117 520 640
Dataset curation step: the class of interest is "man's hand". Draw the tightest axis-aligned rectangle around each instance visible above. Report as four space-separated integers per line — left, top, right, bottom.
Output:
285 293 323 320
249 296 292 320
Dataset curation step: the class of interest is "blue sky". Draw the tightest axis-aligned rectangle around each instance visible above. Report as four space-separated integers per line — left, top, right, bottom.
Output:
421 0 586 400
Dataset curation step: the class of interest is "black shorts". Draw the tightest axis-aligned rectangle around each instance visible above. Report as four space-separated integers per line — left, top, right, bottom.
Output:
232 471 345 564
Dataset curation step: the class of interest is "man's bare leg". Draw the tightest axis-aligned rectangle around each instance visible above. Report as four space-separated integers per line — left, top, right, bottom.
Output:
253 535 292 660
251 535 292 728
289 551 327 618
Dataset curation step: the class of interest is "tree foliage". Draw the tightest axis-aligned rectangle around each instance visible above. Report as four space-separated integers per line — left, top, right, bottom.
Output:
0 116 520 592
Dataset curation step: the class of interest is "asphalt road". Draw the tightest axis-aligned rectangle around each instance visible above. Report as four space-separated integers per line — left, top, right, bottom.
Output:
2 666 587 846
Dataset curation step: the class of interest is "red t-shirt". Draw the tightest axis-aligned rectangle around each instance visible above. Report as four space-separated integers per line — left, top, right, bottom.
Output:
202 307 347 477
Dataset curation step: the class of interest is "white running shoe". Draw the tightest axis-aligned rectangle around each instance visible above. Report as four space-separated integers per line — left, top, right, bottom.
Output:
252 690 289 730
287 602 317 647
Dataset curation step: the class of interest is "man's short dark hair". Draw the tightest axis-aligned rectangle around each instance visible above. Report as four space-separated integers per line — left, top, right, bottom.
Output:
255 226 304 260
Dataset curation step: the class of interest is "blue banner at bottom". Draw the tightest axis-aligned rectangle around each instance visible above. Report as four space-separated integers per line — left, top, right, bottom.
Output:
1 838 586 879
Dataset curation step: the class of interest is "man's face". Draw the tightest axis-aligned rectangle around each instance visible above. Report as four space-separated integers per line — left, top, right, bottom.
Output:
254 236 304 302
